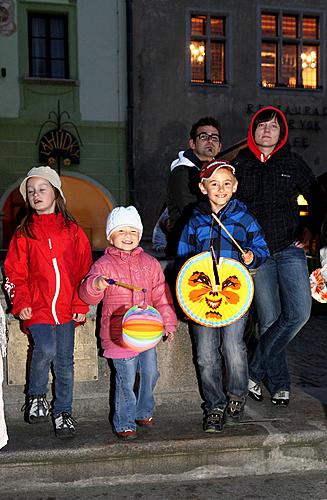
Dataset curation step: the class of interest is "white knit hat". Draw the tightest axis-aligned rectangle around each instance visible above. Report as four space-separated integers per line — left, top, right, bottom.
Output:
106 206 143 239
19 166 66 203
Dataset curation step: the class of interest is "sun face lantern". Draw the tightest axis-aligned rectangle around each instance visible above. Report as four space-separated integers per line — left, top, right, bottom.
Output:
176 252 254 327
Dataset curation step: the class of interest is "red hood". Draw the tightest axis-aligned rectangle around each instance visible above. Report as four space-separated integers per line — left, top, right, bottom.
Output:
247 106 288 163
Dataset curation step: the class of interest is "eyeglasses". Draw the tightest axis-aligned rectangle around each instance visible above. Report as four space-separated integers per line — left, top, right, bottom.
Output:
196 132 220 143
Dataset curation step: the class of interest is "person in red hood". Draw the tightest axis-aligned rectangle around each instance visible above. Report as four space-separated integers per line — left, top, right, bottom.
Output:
4 166 92 438
233 106 326 406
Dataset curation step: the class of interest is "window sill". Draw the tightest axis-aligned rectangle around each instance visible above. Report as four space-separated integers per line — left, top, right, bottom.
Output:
22 77 80 87
260 84 322 92
189 82 229 88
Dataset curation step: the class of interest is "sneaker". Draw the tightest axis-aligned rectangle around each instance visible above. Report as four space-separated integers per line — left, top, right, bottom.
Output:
54 412 76 438
271 390 290 406
116 429 137 440
248 379 264 402
136 417 155 426
226 397 246 420
24 394 50 424
203 409 225 433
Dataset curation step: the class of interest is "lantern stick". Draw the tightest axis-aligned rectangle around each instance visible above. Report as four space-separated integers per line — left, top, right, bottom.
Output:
106 278 146 293
211 213 246 255
210 245 220 291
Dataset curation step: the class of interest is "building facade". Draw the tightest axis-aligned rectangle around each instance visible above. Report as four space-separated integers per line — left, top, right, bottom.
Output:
0 0 128 251
130 0 327 235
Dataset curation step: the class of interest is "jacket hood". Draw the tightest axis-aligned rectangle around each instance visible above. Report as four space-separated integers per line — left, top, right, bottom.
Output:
104 245 143 257
170 149 200 171
196 196 242 218
247 106 288 163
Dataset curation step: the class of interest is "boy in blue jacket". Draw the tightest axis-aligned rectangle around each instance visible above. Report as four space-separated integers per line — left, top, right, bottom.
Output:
177 160 269 432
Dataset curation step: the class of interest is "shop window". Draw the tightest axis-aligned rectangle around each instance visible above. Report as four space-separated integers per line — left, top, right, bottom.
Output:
261 11 320 89
189 14 226 84
28 13 69 79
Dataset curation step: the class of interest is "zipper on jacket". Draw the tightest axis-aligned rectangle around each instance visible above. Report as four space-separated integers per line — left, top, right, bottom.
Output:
49 238 60 324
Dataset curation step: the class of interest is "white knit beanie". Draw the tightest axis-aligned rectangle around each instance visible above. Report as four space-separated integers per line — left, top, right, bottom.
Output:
106 206 143 239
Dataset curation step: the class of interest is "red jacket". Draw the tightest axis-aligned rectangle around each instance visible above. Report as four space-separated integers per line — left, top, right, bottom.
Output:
79 245 178 359
4 213 92 329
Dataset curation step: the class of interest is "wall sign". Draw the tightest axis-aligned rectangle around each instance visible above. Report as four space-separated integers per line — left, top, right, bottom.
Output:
39 129 80 166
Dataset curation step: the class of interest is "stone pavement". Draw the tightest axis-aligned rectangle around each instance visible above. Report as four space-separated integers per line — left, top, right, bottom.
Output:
0 315 327 496
288 315 327 405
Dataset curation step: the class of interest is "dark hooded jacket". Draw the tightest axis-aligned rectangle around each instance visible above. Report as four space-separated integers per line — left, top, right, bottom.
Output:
166 148 206 255
232 106 326 254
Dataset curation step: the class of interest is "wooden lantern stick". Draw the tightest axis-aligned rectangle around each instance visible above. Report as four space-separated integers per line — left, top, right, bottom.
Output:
106 278 146 293
211 213 246 255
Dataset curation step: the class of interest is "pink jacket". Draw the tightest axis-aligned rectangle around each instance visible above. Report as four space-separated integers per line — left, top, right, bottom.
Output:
79 246 177 359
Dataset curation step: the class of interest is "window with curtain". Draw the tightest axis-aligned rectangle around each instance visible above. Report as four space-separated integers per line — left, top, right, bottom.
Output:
261 11 320 89
189 13 226 84
28 13 69 79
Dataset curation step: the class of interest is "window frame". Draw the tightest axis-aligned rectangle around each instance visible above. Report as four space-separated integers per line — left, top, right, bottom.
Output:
258 7 324 91
28 12 69 80
18 1 78 87
187 9 231 87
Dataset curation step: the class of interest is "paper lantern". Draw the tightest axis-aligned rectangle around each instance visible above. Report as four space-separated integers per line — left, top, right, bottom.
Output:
176 252 254 327
122 306 164 352
310 268 327 303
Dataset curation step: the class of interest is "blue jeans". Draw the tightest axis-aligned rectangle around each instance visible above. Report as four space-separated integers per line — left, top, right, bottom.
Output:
111 348 159 433
249 244 311 395
28 321 75 416
190 312 249 413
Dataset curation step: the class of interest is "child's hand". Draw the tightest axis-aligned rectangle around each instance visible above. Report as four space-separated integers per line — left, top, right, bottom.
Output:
73 313 86 322
94 276 110 291
241 250 254 265
19 307 32 320
163 332 174 343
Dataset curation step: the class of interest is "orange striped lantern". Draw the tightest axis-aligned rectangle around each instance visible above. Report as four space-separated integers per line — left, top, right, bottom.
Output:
122 306 164 352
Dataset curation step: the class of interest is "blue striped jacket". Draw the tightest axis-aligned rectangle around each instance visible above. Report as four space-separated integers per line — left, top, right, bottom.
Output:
177 197 270 269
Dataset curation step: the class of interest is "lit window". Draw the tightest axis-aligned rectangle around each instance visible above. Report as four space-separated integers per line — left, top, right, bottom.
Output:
189 14 226 85
261 12 320 89
28 13 69 79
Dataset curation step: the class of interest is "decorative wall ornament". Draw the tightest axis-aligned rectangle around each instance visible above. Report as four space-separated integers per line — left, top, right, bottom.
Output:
36 101 83 174
0 0 16 37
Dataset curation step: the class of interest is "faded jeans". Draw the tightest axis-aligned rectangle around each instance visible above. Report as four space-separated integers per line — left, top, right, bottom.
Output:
190 312 249 413
28 321 75 416
111 348 159 432
249 244 311 395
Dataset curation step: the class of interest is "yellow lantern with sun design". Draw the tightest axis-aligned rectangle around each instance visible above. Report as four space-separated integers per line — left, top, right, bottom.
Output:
176 252 254 327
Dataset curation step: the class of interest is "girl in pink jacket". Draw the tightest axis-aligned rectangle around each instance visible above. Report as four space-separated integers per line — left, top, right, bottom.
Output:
79 206 177 440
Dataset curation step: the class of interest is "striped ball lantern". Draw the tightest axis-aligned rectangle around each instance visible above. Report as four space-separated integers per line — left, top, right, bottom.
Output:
122 306 164 352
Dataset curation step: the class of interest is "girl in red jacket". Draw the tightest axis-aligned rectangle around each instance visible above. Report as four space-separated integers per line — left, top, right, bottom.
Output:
4 166 92 438
79 206 177 440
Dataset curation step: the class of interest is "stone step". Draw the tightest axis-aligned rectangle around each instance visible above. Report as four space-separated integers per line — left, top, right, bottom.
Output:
1 389 327 495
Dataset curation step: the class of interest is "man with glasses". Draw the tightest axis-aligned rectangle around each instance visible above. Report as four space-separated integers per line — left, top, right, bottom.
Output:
166 117 222 256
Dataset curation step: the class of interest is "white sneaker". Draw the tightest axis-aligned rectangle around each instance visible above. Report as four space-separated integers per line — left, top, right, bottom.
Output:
248 379 264 402
271 390 290 406
26 394 50 423
54 412 76 438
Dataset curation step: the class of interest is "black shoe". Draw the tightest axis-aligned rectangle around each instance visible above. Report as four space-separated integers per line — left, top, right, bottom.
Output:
54 412 76 438
23 394 50 424
226 397 246 420
248 379 264 402
203 409 225 433
271 390 290 406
